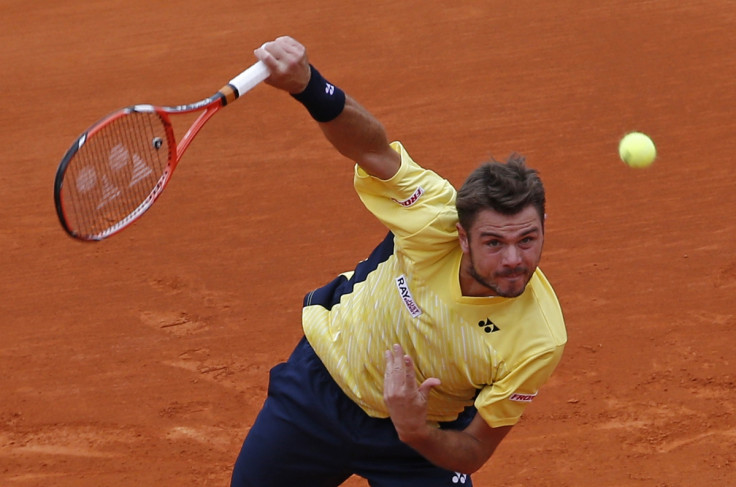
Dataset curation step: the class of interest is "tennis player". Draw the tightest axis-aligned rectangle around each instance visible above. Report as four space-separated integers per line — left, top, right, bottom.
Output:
230 36 567 487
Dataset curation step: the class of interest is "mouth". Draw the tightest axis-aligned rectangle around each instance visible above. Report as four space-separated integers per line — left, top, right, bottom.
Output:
498 268 527 280
500 275 525 286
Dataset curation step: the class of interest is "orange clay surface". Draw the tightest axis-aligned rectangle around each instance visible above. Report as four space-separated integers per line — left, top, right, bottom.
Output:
1 1 735 485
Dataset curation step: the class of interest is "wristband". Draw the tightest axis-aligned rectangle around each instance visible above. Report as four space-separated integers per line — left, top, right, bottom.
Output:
291 65 346 122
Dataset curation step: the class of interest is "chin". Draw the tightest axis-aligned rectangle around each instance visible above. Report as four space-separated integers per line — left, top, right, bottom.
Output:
496 278 530 298
498 287 526 298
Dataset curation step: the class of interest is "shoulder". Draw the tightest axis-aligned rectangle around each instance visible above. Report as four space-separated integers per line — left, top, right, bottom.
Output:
527 269 567 346
355 141 456 203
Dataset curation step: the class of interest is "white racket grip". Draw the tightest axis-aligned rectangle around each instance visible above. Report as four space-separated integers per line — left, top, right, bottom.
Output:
229 60 270 96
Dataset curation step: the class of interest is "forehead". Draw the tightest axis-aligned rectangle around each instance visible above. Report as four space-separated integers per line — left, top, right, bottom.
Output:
468 205 543 237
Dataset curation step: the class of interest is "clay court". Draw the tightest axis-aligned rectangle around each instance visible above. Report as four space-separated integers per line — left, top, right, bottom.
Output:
2 1 735 485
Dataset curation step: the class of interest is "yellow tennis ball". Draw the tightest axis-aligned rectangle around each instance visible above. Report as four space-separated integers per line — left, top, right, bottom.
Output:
619 132 656 168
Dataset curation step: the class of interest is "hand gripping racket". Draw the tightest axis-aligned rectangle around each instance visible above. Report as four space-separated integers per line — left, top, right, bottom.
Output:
54 60 270 241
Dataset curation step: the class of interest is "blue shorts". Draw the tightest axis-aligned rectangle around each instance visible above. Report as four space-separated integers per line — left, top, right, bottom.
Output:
230 337 476 487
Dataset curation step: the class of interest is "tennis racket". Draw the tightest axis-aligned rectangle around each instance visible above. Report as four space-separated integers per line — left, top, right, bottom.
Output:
54 60 270 242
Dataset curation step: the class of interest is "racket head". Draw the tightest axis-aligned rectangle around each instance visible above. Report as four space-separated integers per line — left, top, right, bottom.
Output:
54 105 177 241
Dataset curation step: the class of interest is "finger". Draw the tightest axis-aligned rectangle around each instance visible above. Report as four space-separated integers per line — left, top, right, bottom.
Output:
253 45 269 61
277 36 306 59
402 354 415 384
384 347 404 398
254 42 280 66
256 40 287 65
393 345 408 381
391 344 404 367
384 345 404 387
384 347 401 376
384 349 394 371
418 377 441 398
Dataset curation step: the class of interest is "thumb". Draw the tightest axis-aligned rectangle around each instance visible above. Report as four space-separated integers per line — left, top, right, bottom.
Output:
418 378 441 398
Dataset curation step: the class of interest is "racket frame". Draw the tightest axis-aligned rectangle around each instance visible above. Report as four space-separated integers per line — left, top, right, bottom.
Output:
54 61 269 241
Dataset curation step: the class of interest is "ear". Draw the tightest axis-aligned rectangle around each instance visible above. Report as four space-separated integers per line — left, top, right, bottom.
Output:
457 223 470 253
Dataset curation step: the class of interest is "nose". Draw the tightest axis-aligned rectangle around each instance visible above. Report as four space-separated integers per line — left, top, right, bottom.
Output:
502 245 523 267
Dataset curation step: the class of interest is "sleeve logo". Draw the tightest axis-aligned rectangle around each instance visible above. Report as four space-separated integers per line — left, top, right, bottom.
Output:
392 186 425 207
509 392 538 403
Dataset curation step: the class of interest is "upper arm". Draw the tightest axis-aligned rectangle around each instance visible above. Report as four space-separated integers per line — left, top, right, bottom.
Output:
357 142 402 180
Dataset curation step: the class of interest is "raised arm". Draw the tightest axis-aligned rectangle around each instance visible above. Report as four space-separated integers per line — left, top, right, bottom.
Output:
254 36 400 180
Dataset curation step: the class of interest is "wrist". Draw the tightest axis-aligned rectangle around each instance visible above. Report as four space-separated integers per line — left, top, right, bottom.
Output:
291 65 346 122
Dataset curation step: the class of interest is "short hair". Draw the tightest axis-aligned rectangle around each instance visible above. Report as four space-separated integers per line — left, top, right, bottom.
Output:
455 153 546 231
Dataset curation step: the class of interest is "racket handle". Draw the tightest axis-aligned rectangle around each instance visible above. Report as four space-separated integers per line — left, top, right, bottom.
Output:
228 61 270 96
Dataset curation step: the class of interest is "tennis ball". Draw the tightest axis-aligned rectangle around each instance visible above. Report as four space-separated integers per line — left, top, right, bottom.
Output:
619 132 656 168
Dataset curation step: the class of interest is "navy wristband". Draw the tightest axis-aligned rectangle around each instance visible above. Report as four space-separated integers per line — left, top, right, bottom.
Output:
291 65 346 122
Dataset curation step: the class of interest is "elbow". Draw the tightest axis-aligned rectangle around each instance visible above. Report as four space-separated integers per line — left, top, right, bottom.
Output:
458 457 489 475
357 148 400 180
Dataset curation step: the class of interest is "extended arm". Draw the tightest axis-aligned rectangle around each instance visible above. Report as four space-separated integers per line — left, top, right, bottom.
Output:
255 36 400 180
384 344 512 473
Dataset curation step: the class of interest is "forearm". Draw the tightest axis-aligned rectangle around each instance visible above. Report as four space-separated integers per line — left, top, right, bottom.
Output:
317 95 399 180
384 346 510 474
397 424 491 474
255 37 400 179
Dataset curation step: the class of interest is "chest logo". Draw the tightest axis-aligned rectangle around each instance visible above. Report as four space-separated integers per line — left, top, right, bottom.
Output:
395 275 422 318
478 318 500 333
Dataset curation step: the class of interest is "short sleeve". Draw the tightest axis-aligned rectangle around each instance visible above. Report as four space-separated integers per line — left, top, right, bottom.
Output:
354 141 457 244
475 344 565 427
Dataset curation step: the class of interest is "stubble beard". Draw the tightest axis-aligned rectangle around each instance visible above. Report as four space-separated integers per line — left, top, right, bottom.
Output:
468 251 532 298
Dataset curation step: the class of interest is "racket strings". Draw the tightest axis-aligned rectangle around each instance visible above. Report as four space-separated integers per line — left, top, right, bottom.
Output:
61 111 172 238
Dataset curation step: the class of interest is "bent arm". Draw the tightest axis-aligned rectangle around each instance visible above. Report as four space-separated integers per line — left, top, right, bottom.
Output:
255 36 400 180
384 345 511 473
401 413 511 474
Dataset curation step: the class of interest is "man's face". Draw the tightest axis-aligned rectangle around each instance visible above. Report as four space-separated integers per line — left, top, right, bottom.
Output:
458 205 544 298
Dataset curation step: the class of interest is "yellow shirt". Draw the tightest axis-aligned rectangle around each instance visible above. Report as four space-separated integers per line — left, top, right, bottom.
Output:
303 142 566 427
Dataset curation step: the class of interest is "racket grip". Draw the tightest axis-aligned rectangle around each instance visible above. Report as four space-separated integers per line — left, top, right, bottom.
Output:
229 61 270 96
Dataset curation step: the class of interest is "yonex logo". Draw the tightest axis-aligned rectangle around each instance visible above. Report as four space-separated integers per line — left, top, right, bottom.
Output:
395 275 422 318
478 318 500 333
325 83 335 95
452 472 468 484
392 186 425 207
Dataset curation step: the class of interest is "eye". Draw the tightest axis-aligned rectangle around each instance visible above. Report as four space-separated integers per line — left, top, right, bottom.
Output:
486 239 502 248
519 235 538 247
